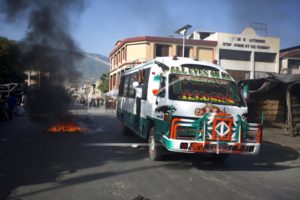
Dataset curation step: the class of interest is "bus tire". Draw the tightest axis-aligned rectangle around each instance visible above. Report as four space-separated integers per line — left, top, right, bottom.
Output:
149 127 163 161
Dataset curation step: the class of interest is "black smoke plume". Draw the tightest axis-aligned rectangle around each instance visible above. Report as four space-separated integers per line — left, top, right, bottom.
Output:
1 0 85 117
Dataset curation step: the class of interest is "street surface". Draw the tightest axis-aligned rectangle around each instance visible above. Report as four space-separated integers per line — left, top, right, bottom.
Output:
1 105 300 200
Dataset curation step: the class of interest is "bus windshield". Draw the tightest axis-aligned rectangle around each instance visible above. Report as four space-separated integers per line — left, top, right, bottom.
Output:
168 74 246 107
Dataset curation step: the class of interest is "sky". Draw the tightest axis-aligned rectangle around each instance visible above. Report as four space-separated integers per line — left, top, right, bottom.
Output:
0 0 300 56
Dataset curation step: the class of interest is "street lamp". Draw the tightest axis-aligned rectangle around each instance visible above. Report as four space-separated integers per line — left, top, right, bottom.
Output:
175 24 192 57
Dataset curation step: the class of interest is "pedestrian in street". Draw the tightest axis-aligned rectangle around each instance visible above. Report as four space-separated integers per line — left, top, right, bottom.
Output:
21 92 28 108
88 92 93 108
95 92 101 107
0 94 9 120
7 94 17 120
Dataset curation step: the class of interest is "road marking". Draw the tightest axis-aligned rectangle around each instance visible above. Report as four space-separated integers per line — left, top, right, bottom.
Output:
83 143 149 147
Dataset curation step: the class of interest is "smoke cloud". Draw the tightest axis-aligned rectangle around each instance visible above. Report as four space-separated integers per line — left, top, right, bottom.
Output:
1 0 86 117
227 0 297 36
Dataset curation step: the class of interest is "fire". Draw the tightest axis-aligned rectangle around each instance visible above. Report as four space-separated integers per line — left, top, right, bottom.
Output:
46 122 88 133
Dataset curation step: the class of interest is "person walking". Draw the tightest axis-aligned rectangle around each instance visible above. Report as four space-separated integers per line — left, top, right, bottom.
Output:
0 94 9 120
7 94 17 120
21 92 28 108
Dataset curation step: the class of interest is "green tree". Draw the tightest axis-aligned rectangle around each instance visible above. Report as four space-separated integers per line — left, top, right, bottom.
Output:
98 73 109 93
0 36 25 83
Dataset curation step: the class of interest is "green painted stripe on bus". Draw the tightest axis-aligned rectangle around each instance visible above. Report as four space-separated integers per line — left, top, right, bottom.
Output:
118 109 154 139
162 136 173 149
153 75 161 81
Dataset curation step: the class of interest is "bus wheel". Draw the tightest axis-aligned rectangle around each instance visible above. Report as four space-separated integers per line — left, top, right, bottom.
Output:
149 127 163 161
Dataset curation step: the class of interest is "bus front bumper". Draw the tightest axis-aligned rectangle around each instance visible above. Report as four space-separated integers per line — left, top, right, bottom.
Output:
161 136 261 155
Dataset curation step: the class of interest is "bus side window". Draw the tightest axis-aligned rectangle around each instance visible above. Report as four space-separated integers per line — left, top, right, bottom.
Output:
123 75 130 97
118 76 125 96
128 73 136 98
158 76 166 97
142 68 150 100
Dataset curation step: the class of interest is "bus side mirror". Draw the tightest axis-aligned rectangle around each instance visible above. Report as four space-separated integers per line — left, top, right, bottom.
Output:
242 84 249 100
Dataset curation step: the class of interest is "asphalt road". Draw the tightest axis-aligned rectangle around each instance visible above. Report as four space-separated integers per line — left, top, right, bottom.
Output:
1 105 300 200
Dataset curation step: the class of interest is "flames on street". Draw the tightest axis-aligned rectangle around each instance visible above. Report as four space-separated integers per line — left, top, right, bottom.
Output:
46 121 88 133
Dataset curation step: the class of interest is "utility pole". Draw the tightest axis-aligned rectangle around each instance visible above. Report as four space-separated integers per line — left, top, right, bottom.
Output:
175 24 192 57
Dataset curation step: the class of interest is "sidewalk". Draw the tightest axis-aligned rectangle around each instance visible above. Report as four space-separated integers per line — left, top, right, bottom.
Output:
263 127 300 151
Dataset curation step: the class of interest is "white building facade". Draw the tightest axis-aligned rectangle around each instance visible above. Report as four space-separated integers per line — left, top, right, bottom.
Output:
189 28 280 80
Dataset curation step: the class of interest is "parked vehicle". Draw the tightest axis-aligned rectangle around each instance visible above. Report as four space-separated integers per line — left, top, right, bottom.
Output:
117 57 262 161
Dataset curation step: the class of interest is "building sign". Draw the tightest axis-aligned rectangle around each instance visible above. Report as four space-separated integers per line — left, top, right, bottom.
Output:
222 36 271 51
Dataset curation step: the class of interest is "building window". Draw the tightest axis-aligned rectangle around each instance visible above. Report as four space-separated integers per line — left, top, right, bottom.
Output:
220 49 251 61
110 75 113 90
113 74 116 87
121 49 124 61
176 46 190 57
118 52 121 64
155 44 169 57
124 47 127 61
110 58 113 70
112 75 114 87
255 52 276 63
288 59 300 68
288 59 300 74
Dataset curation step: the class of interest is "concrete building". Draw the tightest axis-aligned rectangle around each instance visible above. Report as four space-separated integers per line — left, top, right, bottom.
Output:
189 27 280 80
109 36 217 92
24 70 50 88
280 45 300 74
109 27 280 92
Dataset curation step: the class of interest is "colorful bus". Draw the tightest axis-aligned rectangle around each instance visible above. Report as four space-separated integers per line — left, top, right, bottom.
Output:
117 57 262 161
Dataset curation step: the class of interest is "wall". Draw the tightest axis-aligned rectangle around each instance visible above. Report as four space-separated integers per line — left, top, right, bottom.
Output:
197 47 214 61
126 43 149 61
248 84 286 123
